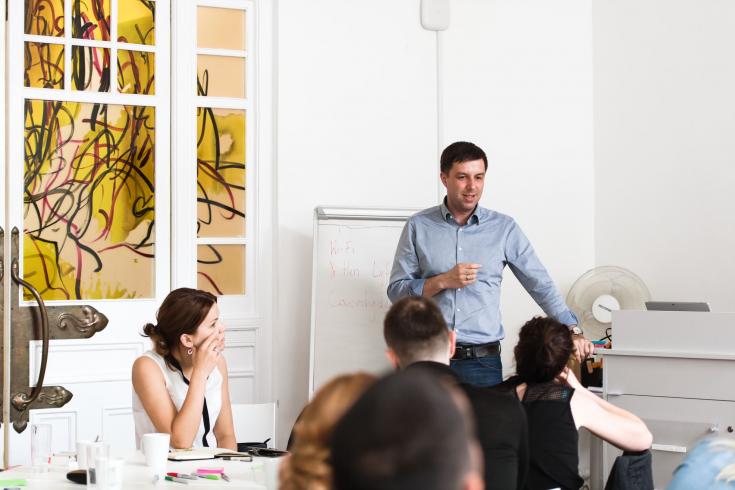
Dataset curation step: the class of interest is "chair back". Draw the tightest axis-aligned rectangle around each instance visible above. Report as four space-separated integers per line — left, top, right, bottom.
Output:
231 402 276 448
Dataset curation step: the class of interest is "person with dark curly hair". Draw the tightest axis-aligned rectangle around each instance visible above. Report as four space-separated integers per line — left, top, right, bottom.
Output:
132 288 236 450
502 317 652 490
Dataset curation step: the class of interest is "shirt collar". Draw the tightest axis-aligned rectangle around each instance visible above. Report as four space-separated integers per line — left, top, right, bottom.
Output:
440 197 485 225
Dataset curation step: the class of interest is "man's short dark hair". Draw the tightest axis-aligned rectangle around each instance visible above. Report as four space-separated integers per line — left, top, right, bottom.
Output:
440 141 488 174
384 296 449 366
331 369 474 490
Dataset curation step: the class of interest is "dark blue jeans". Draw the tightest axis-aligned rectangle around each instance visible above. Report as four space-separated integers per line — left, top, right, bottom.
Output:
450 353 503 387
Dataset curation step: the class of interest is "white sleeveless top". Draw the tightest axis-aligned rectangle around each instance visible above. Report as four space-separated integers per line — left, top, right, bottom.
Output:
132 350 223 449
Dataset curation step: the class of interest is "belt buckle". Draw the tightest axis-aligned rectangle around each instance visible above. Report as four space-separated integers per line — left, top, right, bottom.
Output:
462 345 474 360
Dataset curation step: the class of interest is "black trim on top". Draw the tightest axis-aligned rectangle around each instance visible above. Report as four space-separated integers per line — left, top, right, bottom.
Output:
170 357 211 447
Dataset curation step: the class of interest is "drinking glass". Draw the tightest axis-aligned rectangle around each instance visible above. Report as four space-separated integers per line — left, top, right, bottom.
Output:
85 442 110 488
30 423 52 473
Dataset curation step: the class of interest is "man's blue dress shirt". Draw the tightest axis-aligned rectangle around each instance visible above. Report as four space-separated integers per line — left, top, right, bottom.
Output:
387 201 578 344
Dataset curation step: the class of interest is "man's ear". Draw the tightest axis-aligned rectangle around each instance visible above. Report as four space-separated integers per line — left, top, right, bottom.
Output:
448 329 457 359
440 172 448 188
385 349 400 370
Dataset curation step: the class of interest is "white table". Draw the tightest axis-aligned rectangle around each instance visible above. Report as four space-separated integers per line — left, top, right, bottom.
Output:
1 452 277 489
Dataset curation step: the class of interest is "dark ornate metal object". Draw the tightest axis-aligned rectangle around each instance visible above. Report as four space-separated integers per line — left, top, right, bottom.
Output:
8 228 109 433
58 306 107 338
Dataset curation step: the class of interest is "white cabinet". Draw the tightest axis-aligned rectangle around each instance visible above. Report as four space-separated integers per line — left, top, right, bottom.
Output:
594 311 735 489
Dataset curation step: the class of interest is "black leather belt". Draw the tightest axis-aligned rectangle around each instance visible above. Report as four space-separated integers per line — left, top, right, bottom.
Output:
452 341 501 360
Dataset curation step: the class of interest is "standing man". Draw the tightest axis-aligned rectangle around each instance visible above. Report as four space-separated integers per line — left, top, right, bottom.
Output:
387 141 593 387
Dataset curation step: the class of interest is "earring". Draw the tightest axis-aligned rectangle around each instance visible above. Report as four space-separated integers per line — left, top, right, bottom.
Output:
187 348 193 355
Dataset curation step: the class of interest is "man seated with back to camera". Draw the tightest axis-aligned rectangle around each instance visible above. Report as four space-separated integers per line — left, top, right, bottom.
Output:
383 295 529 490
331 368 484 490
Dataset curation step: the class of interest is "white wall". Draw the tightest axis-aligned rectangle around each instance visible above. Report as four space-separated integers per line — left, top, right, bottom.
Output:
594 0 735 311
443 0 595 373
275 0 595 447
275 0 438 447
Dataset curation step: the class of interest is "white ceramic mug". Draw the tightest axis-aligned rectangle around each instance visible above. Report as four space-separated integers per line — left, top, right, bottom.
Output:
141 433 170 476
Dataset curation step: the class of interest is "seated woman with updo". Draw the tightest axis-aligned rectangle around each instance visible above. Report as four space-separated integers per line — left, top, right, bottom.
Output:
132 288 236 450
501 317 652 490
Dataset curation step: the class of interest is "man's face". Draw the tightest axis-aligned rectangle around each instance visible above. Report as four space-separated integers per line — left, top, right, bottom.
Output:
440 159 486 215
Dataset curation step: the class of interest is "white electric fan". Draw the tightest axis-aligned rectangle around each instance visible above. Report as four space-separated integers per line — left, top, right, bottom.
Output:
566 266 651 342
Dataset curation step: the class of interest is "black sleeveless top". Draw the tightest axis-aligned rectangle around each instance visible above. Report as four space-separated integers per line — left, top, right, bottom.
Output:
505 376 584 490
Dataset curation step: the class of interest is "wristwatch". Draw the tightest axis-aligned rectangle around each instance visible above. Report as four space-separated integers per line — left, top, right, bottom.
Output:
569 325 584 336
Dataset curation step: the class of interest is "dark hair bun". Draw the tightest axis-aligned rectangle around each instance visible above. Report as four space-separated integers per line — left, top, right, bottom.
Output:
514 317 574 383
142 322 170 357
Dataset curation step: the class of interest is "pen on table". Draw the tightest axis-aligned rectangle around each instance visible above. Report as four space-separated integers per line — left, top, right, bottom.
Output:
221 473 231 482
164 475 190 485
195 474 220 480
166 472 197 480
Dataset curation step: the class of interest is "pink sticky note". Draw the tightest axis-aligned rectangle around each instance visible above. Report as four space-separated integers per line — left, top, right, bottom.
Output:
196 467 224 474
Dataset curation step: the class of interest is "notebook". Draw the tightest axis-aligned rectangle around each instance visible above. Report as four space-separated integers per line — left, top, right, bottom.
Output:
168 448 252 461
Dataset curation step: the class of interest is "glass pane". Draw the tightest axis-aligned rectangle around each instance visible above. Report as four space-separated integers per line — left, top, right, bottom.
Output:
197 245 245 295
72 0 111 41
26 0 65 37
197 108 246 238
197 7 245 51
118 0 155 45
72 45 111 92
197 55 245 98
24 99 156 300
25 43 64 89
117 50 155 94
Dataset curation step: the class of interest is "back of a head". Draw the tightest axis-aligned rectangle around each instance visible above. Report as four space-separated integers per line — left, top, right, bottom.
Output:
280 373 376 490
514 316 574 383
384 296 449 366
331 369 474 490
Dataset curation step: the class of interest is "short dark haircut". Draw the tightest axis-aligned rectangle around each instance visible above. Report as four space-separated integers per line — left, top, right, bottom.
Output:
384 296 449 366
440 141 488 174
514 316 574 383
331 369 474 490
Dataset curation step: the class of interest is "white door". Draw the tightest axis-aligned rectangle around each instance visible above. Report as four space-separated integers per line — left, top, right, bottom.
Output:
4 0 171 465
3 0 271 466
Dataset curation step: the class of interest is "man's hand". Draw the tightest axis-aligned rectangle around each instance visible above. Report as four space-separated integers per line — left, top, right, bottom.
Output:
442 263 482 289
423 263 482 297
572 334 594 362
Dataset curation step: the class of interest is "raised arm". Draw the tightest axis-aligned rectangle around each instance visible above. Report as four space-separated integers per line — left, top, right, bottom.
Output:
132 334 222 449
564 369 652 451
212 357 236 450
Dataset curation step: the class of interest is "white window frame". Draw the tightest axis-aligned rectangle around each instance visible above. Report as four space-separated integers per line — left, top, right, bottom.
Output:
172 0 274 404
6 0 172 307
